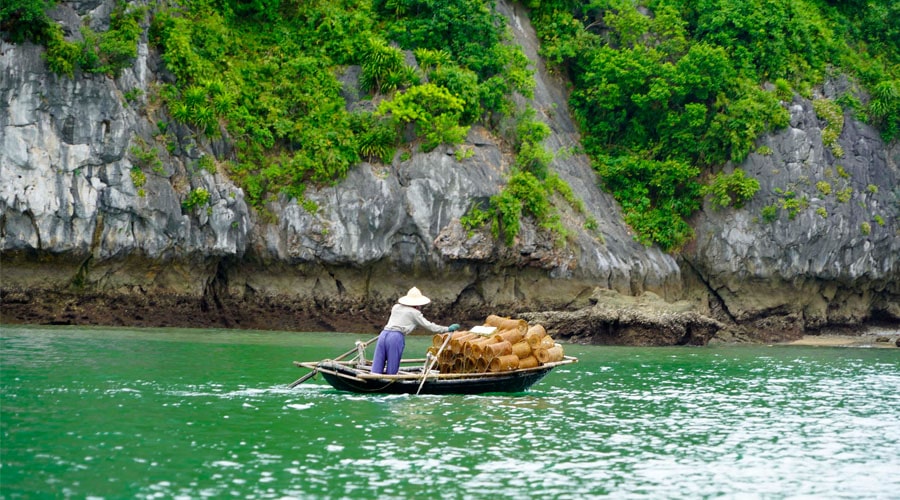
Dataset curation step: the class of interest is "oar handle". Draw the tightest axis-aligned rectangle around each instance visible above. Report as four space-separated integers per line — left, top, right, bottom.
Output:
416 330 454 395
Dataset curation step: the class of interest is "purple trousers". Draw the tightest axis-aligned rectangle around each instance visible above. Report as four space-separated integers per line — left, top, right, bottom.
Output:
371 329 405 375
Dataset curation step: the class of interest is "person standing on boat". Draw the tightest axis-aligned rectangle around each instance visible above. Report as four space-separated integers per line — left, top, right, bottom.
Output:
371 287 459 375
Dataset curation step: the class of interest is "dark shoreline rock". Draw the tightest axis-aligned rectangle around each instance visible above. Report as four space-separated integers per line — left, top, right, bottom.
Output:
1 286 727 346
3 284 897 346
0 287 385 333
520 288 727 346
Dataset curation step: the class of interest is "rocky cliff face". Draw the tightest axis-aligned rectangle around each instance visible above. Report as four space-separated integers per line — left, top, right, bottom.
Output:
1 1 897 341
682 79 900 338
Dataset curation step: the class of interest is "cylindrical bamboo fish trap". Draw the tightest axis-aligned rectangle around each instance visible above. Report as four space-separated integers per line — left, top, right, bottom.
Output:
435 330 469 348
511 340 532 359
463 339 477 358
420 319 561 374
453 330 472 340
471 337 499 359
489 354 519 372
452 333 477 354
536 344 564 364
525 326 547 348
538 335 555 349
526 324 546 338
484 315 528 334
484 340 512 359
518 355 539 369
493 328 525 345
463 337 484 358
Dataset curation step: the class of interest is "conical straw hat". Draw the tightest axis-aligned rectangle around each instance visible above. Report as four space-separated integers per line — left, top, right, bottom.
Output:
398 287 431 306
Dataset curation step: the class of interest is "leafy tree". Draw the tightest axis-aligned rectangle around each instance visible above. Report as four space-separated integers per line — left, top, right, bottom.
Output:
216 0 283 22
360 37 407 94
377 0 503 79
702 169 760 209
353 113 399 163
24 0 144 78
529 0 882 249
77 2 144 77
0 0 56 44
595 154 700 249
664 0 838 81
375 0 535 116
377 83 469 152
43 27 80 77
868 80 900 142
430 65 482 125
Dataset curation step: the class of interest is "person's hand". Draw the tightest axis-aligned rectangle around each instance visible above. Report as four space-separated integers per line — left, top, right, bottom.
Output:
448 324 460 332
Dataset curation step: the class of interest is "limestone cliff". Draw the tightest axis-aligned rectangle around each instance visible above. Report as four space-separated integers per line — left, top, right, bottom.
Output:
1 0 897 342
682 80 900 338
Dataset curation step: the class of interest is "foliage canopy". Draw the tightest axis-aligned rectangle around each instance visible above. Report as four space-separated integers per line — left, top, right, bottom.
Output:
528 0 898 249
4 0 896 251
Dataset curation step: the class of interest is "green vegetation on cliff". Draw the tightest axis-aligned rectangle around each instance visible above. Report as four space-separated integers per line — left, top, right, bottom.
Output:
528 0 898 249
1 0 56 44
18 0 576 247
2 0 897 251
146 0 570 244
2 0 143 77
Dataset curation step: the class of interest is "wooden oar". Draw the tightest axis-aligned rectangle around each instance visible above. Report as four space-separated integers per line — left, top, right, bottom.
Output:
416 331 454 395
289 335 379 388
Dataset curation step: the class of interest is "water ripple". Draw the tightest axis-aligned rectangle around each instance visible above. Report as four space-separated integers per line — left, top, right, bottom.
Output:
3 327 899 499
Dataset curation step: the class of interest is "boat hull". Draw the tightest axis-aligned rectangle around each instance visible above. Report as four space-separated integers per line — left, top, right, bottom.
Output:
316 362 560 395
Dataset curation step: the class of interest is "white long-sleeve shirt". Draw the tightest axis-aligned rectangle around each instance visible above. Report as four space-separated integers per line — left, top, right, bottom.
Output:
383 304 449 335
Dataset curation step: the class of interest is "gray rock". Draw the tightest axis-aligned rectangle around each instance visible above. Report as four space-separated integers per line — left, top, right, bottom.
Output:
1 0 897 341
0 3 251 282
683 83 900 334
521 287 724 346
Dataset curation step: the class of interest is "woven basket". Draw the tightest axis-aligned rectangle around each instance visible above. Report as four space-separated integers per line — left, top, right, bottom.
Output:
488 354 520 372
484 315 528 334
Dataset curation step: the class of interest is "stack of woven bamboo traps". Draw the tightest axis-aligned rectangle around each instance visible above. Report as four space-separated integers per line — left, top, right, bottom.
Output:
427 314 565 373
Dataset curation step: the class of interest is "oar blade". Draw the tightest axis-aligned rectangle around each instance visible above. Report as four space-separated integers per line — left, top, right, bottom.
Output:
288 368 320 388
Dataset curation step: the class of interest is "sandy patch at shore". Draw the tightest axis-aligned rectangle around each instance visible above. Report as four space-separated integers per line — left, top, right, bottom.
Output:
781 325 900 348
779 324 900 349
783 336 896 347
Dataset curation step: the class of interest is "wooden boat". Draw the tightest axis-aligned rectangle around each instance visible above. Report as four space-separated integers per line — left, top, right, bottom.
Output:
288 337 578 394
290 333 577 395
293 356 578 395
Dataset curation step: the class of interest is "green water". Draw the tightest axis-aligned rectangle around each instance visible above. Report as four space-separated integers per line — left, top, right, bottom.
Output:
1 325 898 499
